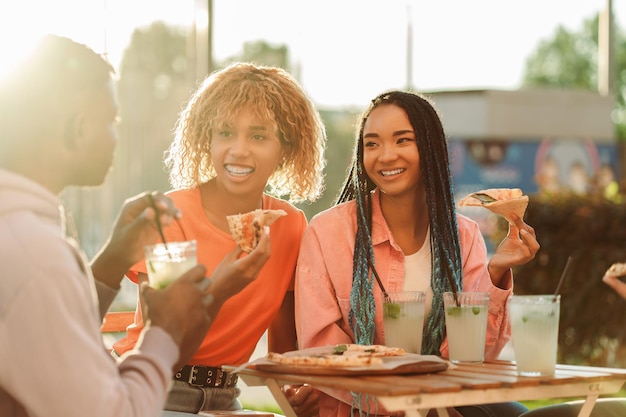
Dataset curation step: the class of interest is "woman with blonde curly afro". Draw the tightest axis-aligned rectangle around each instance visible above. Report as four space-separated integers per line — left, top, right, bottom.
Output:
114 62 326 416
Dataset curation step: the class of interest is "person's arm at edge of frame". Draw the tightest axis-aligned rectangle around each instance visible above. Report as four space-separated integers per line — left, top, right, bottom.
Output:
602 273 626 300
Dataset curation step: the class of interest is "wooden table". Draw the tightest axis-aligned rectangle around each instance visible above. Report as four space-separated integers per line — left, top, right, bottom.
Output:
225 361 626 417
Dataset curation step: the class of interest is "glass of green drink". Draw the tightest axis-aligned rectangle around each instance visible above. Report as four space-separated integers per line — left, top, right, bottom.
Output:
383 291 426 354
443 292 490 363
144 240 197 289
509 294 560 376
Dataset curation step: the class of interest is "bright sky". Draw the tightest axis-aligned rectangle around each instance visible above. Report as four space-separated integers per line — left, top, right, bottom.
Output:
0 0 624 109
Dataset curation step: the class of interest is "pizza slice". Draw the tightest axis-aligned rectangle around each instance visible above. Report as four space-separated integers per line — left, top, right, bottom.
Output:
458 188 529 224
266 351 384 367
339 344 406 357
265 344 406 367
605 262 626 278
226 209 287 253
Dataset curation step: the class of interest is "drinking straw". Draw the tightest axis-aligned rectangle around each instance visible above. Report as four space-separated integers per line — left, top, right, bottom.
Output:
147 193 171 256
445 267 460 306
554 256 573 301
367 258 389 300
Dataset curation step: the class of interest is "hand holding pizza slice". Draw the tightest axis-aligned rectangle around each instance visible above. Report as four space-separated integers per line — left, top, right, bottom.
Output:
226 209 287 253
458 188 529 224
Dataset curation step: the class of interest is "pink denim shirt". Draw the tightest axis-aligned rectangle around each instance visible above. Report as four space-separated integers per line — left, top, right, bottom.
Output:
295 189 513 355
295 190 513 416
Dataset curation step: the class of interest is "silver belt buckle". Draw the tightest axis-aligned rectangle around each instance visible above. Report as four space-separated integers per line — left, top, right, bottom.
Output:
188 364 202 386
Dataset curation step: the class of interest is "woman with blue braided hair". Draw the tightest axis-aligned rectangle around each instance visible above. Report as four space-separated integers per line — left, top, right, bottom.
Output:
295 90 539 417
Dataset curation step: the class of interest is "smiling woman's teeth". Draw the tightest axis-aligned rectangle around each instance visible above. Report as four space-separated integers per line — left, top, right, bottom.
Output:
226 166 253 176
381 168 403 176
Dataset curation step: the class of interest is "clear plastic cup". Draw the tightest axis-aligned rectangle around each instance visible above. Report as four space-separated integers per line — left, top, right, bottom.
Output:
509 294 560 376
383 291 426 354
443 292 490 363
144 240 197 289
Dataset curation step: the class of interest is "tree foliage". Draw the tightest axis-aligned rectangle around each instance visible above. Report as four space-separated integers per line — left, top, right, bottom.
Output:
522 14 626 140
220 40 291 70
112 22 194 207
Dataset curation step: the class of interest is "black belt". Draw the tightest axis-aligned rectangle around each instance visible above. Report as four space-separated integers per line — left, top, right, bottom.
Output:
174 365 238 388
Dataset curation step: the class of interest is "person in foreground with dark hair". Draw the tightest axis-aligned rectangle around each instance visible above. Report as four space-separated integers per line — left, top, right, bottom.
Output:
0 34 271 417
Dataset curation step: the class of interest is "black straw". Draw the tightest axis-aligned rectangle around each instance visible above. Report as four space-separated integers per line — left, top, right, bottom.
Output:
445 265 460 306
147 194 170 255
367 258 388 300
554 256 573 301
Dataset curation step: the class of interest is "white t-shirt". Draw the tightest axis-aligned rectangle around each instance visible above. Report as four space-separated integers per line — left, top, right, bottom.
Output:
403 228 433 321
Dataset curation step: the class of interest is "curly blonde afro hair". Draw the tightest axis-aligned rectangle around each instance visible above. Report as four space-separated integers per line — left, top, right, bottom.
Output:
165 62 326 203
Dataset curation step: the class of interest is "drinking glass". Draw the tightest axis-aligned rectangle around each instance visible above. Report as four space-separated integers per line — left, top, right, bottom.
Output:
443 292 490 363
509 294 560 376
144 240 197 289
383 291 426 354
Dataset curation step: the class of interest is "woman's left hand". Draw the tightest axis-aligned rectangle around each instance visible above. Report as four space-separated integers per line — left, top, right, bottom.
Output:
488 214 540 284
282 384 319 417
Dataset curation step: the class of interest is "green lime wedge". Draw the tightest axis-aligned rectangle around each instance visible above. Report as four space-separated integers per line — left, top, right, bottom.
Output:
446 306 462 316
155 281 169 290
472 306 481 315
384 302 402 319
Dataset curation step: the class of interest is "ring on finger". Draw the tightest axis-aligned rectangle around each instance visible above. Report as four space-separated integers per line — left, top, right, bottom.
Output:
197 277 212 291
202 293 214 306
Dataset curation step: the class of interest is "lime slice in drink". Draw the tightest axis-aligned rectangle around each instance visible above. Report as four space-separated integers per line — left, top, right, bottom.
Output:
384 302 402 319
446 306 462 316
155 281 170 290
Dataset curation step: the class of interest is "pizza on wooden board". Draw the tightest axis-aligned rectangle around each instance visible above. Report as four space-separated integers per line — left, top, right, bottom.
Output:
458 188 529 224
226 209 287 253
266 344 406 367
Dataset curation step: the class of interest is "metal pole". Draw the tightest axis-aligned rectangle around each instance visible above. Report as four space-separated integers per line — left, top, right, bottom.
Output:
406 4 413 91
207 0 213 74
194 0 213 80
598 0 614 96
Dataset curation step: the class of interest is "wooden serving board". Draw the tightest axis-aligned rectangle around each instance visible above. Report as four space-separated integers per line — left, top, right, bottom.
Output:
253 352 449 376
